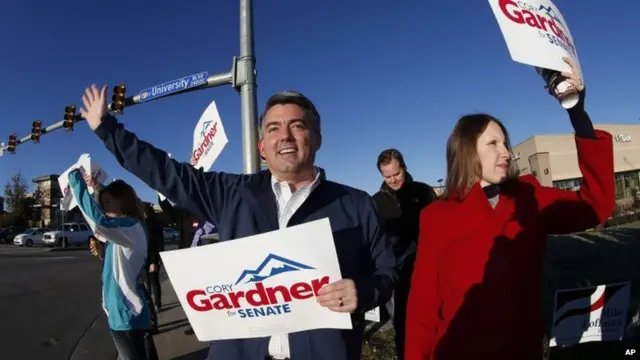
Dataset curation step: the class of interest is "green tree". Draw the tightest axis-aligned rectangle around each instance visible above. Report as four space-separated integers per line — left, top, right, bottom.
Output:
4 171 29 218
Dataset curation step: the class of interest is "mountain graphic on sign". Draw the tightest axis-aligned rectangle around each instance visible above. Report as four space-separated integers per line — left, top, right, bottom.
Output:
234 254 315 286
201 121 212 138
538 5 563 28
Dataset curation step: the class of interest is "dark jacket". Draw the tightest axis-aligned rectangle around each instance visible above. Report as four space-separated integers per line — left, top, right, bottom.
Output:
145 210 165 265
94 114 399 360
372 173 436 263
158 195 197 249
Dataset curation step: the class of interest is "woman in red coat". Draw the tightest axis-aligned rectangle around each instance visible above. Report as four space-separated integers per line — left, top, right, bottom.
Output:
405 58 615 360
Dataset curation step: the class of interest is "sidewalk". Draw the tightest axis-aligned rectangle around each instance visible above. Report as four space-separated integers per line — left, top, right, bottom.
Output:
154 273 209 360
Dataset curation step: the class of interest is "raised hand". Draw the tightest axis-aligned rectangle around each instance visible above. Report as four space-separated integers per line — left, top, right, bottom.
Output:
560 56 585 92
80 84 109 131
83 172 99 188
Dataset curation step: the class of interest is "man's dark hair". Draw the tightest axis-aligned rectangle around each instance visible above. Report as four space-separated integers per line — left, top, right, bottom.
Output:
258 90 321 136
377 148 407 172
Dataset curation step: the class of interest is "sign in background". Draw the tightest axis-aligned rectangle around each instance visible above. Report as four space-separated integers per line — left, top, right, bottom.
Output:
488 0 582 75
192 100 229 172
365 307 380 322
58 154 108 211
549 282 631 347
160 218 352 341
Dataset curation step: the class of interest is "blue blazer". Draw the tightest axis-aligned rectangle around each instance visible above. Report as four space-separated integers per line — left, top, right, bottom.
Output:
94 114 399 360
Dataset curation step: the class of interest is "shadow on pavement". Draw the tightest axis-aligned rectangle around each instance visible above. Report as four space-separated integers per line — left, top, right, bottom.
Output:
157 318 191 334
158 303 182 314
170 348 209 360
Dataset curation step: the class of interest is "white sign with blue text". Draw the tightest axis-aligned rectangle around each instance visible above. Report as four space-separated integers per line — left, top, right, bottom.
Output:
160 218 353 341
549 282 631 347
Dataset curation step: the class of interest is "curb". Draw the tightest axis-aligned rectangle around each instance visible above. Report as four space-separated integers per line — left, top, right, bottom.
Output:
68 312 117 360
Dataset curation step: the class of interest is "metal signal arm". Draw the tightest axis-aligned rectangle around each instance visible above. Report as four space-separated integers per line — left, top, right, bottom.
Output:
0 0 260 176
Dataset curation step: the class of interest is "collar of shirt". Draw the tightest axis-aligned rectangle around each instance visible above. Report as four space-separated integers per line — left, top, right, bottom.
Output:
270 166 323 196
266 167 322 358
270 166 323 228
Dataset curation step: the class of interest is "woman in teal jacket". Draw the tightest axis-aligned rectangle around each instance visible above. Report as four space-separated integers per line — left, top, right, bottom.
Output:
68 169 157 360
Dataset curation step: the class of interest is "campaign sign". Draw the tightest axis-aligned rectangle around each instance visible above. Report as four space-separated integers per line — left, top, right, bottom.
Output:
160 218 353 341
549 282 631 347
58 154 109 211
365 307 380 322
139 72 208 103
488 0 581 74
192 100 229 172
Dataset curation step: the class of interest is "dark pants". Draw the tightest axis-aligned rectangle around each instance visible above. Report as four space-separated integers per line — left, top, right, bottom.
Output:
178 231 194 249
111 329 158 360
148 266 162 309
393 277 411 360
392 257 415 360
141 270 158 330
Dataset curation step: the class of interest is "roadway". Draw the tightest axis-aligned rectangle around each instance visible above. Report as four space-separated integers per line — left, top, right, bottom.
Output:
0 244 116 360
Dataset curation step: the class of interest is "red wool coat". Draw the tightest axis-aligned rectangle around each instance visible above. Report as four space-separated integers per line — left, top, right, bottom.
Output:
405 130 615 360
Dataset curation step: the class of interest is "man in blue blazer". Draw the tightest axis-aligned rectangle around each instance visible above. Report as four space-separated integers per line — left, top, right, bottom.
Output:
79 84 399 360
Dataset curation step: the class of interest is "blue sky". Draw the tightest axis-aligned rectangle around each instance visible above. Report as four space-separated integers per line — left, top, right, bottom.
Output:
0 0 638 203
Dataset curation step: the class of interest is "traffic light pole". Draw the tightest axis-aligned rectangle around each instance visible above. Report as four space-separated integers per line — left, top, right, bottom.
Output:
0 0 261 175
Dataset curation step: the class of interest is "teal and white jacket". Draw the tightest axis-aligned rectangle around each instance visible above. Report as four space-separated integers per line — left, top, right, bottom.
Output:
68 169 151 331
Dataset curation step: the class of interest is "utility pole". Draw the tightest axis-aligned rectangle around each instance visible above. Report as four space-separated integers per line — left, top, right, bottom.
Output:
237 0 260 174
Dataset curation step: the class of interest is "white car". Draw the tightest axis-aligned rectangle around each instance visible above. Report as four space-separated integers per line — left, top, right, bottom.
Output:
42 223 94 248
13 227 50 247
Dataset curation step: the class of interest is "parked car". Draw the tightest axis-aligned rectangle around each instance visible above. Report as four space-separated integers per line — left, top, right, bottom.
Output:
1 226 28 244
13 227 51 247
162 227 179 243
42 223 93 248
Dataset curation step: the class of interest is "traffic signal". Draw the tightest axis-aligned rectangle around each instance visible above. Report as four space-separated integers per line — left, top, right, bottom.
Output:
63 105 76 131
112 84 126 114
7 134 17 154
31 120 42 143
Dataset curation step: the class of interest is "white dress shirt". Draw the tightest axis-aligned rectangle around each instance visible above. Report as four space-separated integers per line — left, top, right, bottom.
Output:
267 167 322 359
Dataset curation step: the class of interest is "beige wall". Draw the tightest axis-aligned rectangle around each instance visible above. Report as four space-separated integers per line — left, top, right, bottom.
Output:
513 124 640 182
513 136 537 176
529 152 553 186
33 177 62 227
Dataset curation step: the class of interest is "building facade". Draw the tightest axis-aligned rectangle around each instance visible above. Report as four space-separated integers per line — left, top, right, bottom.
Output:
512 124 640 204
29 173 172 228
31 174 63 227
